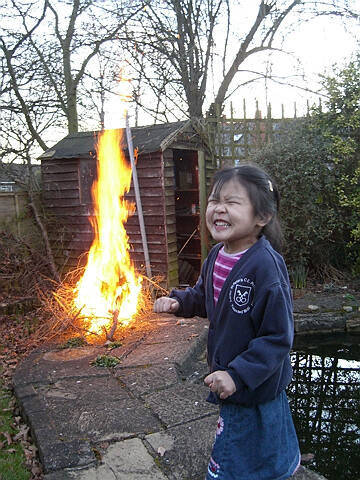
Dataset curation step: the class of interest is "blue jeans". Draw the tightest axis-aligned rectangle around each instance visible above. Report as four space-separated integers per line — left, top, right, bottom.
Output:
206 391 300 480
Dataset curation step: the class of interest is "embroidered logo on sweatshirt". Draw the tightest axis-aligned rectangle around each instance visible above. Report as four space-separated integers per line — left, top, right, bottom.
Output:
229 277 255 314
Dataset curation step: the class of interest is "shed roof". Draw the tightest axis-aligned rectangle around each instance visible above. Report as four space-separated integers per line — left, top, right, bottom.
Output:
39 120 192 160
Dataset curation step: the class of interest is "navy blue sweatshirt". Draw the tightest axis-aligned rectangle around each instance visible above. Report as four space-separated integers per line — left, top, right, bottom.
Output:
170 236 294 406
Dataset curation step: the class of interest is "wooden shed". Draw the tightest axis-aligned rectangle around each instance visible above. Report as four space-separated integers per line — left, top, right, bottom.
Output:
40 120 213 288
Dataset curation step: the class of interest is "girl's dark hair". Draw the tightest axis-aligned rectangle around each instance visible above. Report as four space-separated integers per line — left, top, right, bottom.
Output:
209 164 283 252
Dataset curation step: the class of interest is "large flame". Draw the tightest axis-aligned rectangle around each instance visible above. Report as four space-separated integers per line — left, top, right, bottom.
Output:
73 127 142 335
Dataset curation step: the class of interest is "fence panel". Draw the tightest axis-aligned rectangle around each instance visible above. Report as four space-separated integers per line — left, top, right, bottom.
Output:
0 192 28 236
204 100 305 167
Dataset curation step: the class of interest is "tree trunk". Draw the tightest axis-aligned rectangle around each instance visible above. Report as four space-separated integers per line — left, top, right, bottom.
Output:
66 88 79 134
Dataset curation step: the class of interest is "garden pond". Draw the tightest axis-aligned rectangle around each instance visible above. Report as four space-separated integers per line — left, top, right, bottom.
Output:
289 332 360 480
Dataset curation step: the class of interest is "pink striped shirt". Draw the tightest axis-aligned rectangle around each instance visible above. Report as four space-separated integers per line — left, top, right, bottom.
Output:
213 247 247 305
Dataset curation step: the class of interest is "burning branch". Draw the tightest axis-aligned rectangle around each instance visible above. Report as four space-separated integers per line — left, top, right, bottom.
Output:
105 308 119 342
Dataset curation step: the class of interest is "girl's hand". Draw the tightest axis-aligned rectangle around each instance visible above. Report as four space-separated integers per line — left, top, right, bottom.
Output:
204 370 236 400
153 296 180 313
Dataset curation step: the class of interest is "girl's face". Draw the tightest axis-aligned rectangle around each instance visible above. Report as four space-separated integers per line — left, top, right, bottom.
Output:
206 178 268 254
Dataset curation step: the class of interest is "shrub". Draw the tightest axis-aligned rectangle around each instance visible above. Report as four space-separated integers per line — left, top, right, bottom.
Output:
251 119 348 272
251 57 360 277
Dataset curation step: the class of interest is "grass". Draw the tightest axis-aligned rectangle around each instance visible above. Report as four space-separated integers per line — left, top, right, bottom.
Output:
0 372 30 480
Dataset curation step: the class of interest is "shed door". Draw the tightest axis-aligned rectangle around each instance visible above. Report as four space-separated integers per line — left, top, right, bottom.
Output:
173 149 202 286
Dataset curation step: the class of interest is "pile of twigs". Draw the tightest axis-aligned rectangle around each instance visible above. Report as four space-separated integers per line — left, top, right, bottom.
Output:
0 231 168 345
33 268 168 345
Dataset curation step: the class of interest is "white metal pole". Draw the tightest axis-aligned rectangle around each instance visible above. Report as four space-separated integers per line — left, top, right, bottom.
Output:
125 113 152 279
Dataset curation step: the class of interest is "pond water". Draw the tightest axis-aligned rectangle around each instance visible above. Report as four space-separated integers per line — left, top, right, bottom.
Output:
289 333 360 480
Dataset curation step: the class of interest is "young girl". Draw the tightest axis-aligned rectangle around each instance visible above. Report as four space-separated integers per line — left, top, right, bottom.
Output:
154 164 300 480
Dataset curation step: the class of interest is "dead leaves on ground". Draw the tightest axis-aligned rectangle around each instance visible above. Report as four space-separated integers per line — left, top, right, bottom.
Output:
2 422 42 476
0 431 12 446
0 391 43 479
0 333 43 479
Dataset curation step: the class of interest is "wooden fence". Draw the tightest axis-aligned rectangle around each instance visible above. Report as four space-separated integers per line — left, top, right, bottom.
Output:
0 192 28 236
203 99 315 167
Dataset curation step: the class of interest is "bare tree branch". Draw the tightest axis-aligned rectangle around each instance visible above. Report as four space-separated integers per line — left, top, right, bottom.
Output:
124 0 359 120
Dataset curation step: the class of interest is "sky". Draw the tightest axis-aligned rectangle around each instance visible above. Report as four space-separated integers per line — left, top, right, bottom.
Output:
108 4 360 126
1 1 358 164
5 1 356 139
220 12 359 119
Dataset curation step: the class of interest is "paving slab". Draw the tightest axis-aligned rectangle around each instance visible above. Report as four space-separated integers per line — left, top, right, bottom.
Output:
114 363 179 396
38 375 130 403
145 415 218 480
144 315 208 345
294 313 346 333
43 438 168 480
292 466 328 480
119 339 198 367
13 345 109 387
143 383 217 427
39 439 96 474
13 348 57 387
13 313 331 479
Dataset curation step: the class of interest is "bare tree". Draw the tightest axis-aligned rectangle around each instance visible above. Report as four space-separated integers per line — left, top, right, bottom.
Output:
124 0 223 120
0 1 50 152
0 0 146 279
0 0 146 157
43 0 147 133
124 0 359 120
